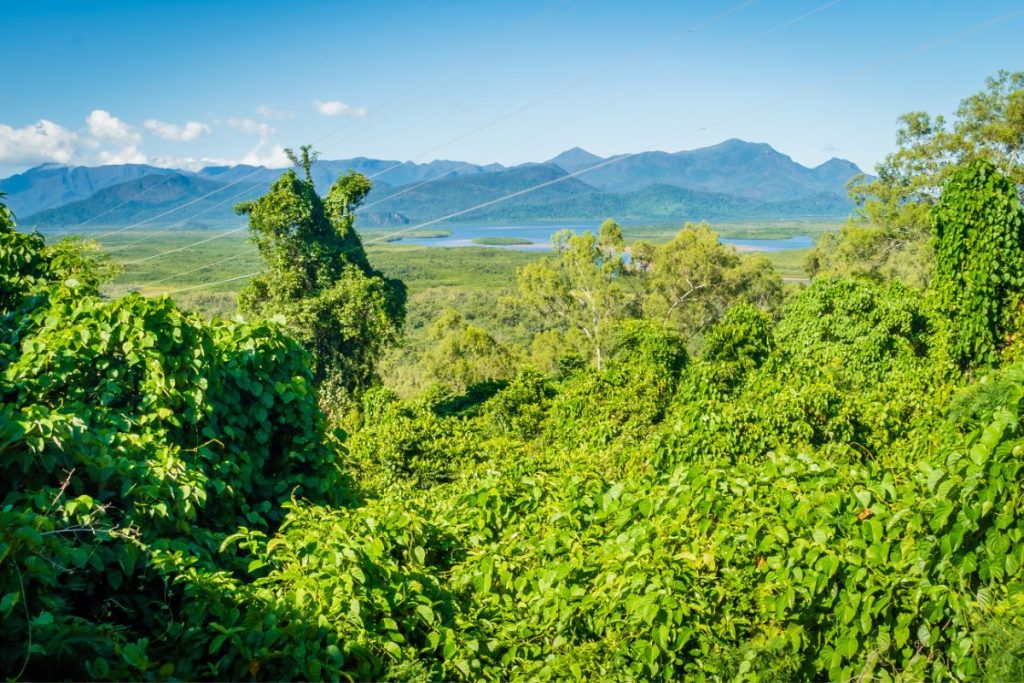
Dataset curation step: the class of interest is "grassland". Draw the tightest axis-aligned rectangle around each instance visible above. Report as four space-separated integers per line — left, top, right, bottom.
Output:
619 218 841 242
94 224 818 314
760 248 811 280
383 229 453 242
88 222 815 392
95 229 542 319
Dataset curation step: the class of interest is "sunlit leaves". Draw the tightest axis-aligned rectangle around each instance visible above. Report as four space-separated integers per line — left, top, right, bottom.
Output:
933 160 1024 367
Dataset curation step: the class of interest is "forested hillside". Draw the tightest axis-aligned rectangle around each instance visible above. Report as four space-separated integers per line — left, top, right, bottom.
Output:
3 73 1024 681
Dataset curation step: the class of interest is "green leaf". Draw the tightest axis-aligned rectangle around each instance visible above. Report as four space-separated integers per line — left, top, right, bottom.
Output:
30 611 53 627
415 603 435 625
1 591 20 615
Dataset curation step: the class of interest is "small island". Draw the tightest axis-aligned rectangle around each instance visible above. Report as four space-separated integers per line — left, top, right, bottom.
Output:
383 229 453 242
472 236 534 246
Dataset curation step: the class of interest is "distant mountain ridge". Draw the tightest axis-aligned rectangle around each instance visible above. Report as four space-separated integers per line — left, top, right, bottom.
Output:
549 139 861 201
2 139 867 229
1 163 180 216
21 174 263 228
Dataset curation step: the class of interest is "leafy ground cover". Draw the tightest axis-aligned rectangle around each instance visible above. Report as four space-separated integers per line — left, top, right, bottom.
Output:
4 141 1024 681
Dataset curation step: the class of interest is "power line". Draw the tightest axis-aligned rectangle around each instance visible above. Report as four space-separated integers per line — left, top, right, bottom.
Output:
43 0 442 240
109 1 776 270
160 271 263 295
45 0 584 246
354 0 837 216
307 0 592 164
133 4 1024 294
135 250 254 288
102 183 258 254
357 0 759 184
121 227 248 265
360 4 1024 247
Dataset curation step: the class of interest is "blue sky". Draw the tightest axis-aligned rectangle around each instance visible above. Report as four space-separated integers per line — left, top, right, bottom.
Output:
1 0 1021 178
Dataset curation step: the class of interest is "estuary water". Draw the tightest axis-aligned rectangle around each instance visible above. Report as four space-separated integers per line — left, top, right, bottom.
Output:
393 224 813 252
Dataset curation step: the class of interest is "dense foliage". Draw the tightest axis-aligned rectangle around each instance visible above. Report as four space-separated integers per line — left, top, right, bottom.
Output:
0 214 350 679
236 149 405 403
933 160 1024 367
7 79 1024 681
516 221 781 371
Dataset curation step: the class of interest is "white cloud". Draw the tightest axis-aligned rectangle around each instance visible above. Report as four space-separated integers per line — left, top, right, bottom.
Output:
0 108 293 172
0 119 78 165
223 117 289 167
97 145 147 165
86 109 140 143
81 110 148 167
239 141 291 168
144 118 210 142
227 117 274 137
313 99 367 118
256 104 290 119
149 155 206 171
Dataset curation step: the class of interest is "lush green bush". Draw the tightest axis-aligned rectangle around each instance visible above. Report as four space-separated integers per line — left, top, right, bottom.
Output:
541 320 688 452
0 216 349 678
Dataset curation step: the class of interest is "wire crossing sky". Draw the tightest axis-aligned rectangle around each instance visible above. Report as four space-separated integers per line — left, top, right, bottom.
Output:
1 0 1022 178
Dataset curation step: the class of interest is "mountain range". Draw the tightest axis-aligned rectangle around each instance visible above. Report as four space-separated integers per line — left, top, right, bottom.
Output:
2 139 866 230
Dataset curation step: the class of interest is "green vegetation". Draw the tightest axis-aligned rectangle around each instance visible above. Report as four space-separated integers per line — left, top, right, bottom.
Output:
761 247 811 279
933 160 1024 366
235 147 405 406
0 203 350 679
810 70 1024 285
6 73 1024 681
472 236 533 245
380 229 454 242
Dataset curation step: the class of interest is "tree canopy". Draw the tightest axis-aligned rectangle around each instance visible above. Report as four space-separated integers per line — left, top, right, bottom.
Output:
810 70 1024 285
236 151 406 402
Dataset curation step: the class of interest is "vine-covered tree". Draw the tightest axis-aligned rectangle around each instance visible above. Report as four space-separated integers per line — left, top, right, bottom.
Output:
932 159 1024 366
236 147 406 402
0 193 350 679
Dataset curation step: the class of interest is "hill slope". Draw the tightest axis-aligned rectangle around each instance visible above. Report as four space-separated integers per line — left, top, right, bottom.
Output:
23 173 261 228
0 163 180 216
554 139 859 200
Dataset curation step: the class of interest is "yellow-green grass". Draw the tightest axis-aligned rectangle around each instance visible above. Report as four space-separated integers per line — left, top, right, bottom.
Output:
93 225 814 320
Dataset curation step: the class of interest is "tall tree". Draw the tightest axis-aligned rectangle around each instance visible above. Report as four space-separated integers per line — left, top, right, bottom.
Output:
285 144 321 185
236 150 406 404
810 71 1024 285
644 223 782 338
517 228 637 369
